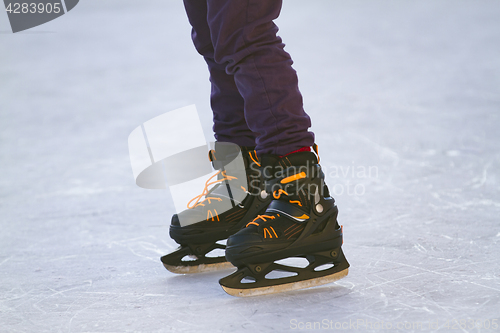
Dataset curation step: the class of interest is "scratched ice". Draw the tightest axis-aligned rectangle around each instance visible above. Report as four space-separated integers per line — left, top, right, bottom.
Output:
0 1 499 332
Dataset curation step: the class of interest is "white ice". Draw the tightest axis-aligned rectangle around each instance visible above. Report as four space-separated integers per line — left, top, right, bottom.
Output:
1 1 499 332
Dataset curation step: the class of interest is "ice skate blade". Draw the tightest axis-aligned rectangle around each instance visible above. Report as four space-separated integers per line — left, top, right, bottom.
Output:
221 268 348 297
163 261 234 274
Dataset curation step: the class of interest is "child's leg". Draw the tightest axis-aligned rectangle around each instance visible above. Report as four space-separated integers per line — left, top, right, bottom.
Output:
205 0 315 156
183 0 257 147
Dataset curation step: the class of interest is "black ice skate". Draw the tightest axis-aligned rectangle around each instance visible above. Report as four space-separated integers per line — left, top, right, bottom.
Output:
161 143 272 274
219 147 349 296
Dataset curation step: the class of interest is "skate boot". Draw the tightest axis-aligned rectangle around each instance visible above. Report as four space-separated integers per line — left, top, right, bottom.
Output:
219 147 349 296
161 142 272 274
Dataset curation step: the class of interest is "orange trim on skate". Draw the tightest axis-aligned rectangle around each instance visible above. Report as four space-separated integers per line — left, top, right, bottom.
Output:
287 226 304 239
208 149 216 162
289 200 302 207
249 150 261 166
284 224 299 234
281 172 306 184
263 228 274 239
312 143 320 162
269 226 278 238
227 209 246 219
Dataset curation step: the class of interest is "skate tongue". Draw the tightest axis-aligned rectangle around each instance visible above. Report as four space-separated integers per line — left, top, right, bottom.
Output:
279 151 318 166
265 200 309 220
260 152 318 169
209 142 255 170
260 152 318 180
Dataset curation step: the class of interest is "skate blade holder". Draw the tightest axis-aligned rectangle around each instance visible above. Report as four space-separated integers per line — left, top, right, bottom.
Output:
219 249 349 297
161 243 234 274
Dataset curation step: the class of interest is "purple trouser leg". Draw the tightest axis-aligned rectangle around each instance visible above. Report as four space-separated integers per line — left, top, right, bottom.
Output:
183 1 257 147
183 0 314 156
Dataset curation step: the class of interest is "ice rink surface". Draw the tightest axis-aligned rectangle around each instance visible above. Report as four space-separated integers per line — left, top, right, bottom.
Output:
1 1 499 332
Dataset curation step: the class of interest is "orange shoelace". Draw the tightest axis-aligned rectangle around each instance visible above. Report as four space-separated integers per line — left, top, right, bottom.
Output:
246 215 279 239
246 214 275 227
187 170 237 209
273 189 289 199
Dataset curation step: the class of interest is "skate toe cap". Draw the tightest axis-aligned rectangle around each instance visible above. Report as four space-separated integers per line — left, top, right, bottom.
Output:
227 227 262 247
172 210 205 227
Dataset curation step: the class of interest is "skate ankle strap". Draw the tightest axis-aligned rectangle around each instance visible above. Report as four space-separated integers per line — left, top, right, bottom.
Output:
266 200 309 221
208 142 245 170
209 145 259 170
264 164 323 194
